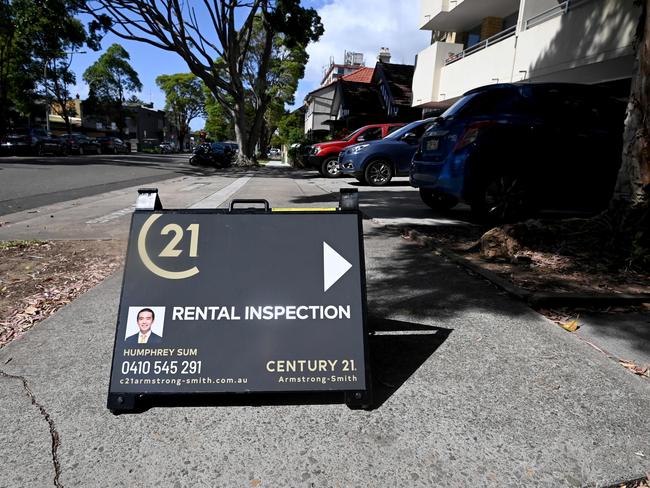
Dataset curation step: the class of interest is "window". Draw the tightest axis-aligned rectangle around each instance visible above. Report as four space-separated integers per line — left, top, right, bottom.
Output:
358 127 383 141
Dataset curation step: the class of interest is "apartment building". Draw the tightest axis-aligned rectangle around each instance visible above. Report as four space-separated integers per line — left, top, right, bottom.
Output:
412 0 640 111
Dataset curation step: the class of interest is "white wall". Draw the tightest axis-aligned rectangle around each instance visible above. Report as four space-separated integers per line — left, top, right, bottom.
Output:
438 36 517 98
304 87 335 133
412 42 464 106
515 0 638 81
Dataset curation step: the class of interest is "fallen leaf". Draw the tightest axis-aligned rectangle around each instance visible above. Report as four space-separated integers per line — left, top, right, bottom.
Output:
620 360 650 377
24 305 38 315
559 318 579 332
635 451 645 457
250 480 262 487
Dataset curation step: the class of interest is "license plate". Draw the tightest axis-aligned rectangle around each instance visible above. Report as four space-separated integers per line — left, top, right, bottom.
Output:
425 138 439 151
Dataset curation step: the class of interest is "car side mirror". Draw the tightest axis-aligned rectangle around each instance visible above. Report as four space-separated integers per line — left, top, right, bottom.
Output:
401 132 418 144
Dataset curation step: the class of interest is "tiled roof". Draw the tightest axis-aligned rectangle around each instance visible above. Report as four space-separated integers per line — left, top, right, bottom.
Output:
341 67 375 84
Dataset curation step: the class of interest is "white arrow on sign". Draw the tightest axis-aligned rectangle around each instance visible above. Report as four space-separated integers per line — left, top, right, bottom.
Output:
323 242 352 292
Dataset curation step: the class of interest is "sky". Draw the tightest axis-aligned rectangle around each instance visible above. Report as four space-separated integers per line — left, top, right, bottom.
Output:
69 0 429 131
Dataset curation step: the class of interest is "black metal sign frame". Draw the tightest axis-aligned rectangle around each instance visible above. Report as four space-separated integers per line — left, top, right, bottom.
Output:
107 190 372 412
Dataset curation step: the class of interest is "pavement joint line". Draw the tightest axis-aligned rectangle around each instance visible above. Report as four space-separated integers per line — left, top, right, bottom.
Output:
188 175 253 209
85 205 136 224
0 370 63 488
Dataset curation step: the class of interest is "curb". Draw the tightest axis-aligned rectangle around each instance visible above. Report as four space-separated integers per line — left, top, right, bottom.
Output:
405 229 650 309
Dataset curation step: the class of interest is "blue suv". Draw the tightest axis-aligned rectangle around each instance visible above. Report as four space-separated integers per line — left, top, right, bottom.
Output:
410 83 625 221
338 118 438 186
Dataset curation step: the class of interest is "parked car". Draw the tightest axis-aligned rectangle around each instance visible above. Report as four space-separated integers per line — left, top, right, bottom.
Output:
338 118 439 186
308 123 404 178
0 128 64 156
410 83 626 222
58 133 102 155
97 136 130 154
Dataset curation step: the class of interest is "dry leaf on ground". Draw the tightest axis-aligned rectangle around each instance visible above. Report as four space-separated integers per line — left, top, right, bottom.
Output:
559 318 580 332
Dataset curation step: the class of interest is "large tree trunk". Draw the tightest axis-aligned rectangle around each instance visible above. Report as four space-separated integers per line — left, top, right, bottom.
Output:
612 0 650 207
232 100 256 165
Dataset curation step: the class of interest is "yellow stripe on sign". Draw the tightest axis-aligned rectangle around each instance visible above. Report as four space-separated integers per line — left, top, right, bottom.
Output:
271 207 338 212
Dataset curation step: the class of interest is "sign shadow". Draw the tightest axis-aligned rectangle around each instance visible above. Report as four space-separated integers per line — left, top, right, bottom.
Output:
369 317 452 409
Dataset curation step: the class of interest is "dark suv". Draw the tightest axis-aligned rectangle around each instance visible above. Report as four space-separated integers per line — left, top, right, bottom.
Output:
0 128 64 155
58 133 102 155
410 83 625 221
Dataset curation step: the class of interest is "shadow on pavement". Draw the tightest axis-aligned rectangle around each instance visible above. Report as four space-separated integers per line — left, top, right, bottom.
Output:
370 318 452 408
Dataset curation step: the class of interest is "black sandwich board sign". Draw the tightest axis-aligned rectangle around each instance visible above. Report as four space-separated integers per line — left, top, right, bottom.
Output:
107 189 371 412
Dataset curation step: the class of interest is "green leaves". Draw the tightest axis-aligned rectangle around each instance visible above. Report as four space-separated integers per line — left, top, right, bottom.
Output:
83 43 142 102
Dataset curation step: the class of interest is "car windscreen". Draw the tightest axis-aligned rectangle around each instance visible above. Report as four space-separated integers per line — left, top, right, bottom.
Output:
342 127 363 141
440 94 478 119
443 88 522 119
384 120 428 140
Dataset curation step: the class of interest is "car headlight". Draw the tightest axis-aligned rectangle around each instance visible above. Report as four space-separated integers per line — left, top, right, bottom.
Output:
351 144 370 154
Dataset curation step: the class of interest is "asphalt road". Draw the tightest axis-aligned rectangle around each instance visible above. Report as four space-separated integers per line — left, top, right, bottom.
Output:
0 152 198 216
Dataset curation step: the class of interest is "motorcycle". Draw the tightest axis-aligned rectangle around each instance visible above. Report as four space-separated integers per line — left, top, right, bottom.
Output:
159 142 174 154
189 143 231 168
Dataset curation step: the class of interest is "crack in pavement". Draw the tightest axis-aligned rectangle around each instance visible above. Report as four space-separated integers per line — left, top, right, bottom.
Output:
0 370 63 488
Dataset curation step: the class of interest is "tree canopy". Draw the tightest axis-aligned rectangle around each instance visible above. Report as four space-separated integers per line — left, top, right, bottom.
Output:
0 0 99 133
82 44 142 102
156 73 206 151
85 0 322 163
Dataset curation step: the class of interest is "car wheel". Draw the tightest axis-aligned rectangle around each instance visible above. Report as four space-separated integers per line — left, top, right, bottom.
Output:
321 157 340 178
364 159 393 186
470 171 531 223
189 156 198 166
419 189 458 211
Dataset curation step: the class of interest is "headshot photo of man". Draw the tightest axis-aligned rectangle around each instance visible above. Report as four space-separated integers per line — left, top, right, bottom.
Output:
125 307 163 345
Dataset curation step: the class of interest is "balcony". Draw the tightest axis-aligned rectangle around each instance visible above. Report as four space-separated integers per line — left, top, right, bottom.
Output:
420 0 449 30
445 25 516 65
421 0 519 32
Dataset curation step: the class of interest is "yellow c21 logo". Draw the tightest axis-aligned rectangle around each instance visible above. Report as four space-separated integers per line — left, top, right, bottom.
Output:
137 214 200 280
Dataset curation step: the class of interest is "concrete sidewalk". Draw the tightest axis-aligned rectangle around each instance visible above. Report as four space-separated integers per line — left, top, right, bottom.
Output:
0 220 648 487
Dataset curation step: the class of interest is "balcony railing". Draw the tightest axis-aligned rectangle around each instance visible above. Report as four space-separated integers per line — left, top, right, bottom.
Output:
524 0 570 29
444 25 516 65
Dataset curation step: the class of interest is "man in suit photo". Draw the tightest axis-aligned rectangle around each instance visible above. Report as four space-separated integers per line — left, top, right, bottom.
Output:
125 308 163 345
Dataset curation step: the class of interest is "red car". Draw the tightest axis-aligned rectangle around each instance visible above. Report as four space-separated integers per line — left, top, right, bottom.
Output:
308 123 404 177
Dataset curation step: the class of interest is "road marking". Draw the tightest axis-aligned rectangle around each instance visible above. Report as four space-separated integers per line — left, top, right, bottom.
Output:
86 205 135 224
180 183 210 192
189 176 252 209
83 176 252 224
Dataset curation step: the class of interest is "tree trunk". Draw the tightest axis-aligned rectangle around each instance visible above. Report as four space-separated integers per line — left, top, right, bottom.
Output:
258 119 269 158
612 0 650 207
232 100 256 165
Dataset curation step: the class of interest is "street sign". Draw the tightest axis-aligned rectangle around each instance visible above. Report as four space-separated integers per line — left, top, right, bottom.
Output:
107 191 371 412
